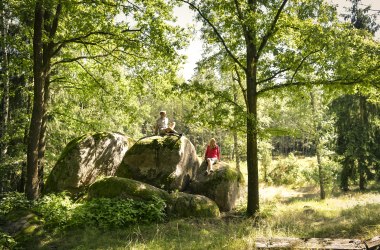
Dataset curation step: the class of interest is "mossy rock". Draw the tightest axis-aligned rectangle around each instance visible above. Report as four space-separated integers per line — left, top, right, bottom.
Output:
0 209 44 247
188 161 243 212
87 176 170 201
44 132 133 195
116 135 199 192
167 192 220 218
87 177 220 218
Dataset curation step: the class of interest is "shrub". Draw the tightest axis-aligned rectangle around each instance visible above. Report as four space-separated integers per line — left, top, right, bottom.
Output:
269 154 301 185
70 197 166 229
0 192 31 216
0 231 16 249
33 192 77 229
1 192 166 231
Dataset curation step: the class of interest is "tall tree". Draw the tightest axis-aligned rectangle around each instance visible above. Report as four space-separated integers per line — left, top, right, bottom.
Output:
329 0 380 191
343 0 379 35
179 0 379 215
26 0 185 200
0 0 10 159
330 94 380 190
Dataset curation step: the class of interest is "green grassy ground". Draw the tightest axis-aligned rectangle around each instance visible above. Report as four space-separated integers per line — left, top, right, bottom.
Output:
32 184 380 250
10 157 380 249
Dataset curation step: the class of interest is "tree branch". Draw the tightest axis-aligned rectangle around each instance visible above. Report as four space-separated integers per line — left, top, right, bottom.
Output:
290 48 324 84
233 64 247 107
52 29 141 57
233 0 248 36
179 0 246 72
257 67 291 85
256 70 380 96
257 0 288 58
76 61 112 95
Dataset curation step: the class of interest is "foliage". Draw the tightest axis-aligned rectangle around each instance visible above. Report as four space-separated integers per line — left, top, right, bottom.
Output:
0 192 31 216
265 154 341 191
342 0 380 34
70 197 166 229
0 231 16 250
1 192 166 233
0 160 24 194
329 94 380 190
268 153 301 186
302 157 342 192
33 192 77 229
13 187 380 249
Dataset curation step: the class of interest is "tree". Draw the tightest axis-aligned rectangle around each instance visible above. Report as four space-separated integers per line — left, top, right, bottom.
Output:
330 94 380 190
328 0 380 191
342 0 379 35
26 0 185 200
0 0 10 159
179 0 380 215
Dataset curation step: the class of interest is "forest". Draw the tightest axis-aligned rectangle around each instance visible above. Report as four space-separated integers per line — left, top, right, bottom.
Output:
0 0 380 249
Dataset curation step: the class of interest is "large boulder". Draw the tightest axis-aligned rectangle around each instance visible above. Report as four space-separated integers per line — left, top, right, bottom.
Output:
44 132 133 195
87 176 170 201
88 177 220 218
188 161 243 212
115 135 199 191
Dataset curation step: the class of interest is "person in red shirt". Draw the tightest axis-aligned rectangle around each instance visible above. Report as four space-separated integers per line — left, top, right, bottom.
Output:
204 138 220 175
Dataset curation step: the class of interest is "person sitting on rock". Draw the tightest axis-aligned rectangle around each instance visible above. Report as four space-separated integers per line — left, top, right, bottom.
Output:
154 110 181 136
204 138 220 175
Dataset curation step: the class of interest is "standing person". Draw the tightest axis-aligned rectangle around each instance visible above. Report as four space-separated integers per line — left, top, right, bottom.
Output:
154 111 179 136
204 138 220 175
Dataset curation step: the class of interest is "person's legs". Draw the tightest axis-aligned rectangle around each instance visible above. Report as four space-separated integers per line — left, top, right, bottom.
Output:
169 122 176 130
206 158 217 174
164 127 181 136
206 158 212 174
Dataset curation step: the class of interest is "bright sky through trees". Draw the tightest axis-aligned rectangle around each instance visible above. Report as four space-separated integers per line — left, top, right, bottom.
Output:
175 0 380 80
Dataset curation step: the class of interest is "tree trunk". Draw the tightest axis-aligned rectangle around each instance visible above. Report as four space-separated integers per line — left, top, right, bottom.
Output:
310 92 325 199
26 0 44 200
38 75 50 193
340 158 352 191
26 0 61 200
358 95 366 190
233 86 240 172
0 1 9 160
246 41 259 216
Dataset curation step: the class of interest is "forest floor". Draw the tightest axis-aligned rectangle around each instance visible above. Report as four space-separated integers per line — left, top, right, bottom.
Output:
34 183 380 250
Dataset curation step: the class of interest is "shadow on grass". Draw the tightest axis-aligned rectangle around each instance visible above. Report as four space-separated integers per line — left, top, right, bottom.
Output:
38 217 253 250
307 203 380 238
266 202 380 239
277 183 380 204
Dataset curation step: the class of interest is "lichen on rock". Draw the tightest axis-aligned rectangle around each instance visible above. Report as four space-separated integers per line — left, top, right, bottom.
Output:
188 161 243 212
87 177 220 218
44 132 133 195
116 135 199 192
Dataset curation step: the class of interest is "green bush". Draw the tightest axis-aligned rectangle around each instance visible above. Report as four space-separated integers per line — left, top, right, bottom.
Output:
300 158 341 192
70 197 166 229
269 154 301 185
33 192 76 229
0 192 31 216
0 231 16 249
1 192 166 231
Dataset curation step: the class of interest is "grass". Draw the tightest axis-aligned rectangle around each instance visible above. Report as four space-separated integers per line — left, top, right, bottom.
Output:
28 184 380 250
10 157 380 249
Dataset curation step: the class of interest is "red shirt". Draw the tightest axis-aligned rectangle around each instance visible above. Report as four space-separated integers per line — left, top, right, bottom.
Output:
205 145 220 160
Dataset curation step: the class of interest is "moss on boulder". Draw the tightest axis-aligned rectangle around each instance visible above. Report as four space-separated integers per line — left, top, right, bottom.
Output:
116 135 199 192
87 177 220 218
44 132 133 195
87 176 170 201
188 161 243 212
0 209 44 247
168 192 220 218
